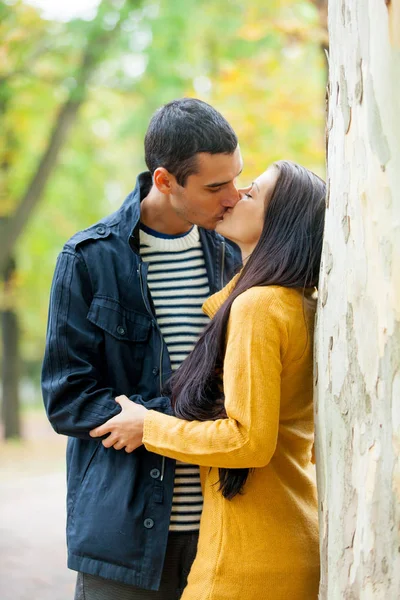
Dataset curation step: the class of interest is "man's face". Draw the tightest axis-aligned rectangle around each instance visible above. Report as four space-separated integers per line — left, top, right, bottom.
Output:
169 147 243 230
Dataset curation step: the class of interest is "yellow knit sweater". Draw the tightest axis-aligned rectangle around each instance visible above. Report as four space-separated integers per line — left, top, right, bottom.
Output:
143 279 320 600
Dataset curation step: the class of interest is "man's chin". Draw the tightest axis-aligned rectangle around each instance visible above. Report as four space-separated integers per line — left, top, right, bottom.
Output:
215 218 227 234
200 218 221 231
189 215 225 232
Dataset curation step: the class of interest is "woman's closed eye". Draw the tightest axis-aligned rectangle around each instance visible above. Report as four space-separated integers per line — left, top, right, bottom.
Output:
242 183 255 199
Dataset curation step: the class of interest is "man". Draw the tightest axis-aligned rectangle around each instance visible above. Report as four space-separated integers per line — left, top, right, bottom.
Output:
42 98 242 599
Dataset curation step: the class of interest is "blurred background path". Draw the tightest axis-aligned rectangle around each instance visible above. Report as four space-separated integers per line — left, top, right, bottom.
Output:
0 410 75 600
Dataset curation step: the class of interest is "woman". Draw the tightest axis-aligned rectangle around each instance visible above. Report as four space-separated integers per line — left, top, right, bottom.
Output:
92 160 326 599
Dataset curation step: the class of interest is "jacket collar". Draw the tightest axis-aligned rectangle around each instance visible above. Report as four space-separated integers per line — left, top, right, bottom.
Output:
114 171 152 253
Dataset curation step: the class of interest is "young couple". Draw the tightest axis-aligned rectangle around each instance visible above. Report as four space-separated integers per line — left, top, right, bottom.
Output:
42 98 325 600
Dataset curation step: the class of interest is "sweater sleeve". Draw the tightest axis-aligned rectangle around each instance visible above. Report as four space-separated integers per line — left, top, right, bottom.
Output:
143 288 287 469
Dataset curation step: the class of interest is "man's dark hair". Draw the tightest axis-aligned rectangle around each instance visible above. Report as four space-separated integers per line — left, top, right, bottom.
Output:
144 98 238 186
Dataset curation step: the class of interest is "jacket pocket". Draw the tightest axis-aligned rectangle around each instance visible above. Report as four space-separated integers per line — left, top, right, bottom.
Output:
86 296 152 387
80 441 101 484
69 440 102 523
87 296 151 342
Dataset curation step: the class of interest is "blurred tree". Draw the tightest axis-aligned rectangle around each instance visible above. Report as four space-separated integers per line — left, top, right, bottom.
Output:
0 0 143 437
0 0 144 271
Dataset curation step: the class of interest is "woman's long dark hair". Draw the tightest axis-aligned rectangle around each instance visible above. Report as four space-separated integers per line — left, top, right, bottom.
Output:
169 161 326 499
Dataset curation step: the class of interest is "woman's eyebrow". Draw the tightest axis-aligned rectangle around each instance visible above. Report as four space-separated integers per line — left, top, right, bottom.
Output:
251 181 261 192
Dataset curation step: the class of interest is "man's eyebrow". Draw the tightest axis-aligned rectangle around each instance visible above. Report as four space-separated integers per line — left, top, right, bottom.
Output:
204 167 243 188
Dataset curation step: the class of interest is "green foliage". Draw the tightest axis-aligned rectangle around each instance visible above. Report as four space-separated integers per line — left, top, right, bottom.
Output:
0 0 326 381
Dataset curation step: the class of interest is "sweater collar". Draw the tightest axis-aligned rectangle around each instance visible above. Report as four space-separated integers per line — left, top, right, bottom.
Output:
140 224 199 252
203 272 241 318
202 274 318 318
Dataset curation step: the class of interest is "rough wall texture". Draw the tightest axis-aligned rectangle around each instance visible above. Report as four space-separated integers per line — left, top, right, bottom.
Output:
315 1 400 598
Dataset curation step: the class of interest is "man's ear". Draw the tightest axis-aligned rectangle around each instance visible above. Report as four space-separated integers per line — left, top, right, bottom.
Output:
153 167 178 195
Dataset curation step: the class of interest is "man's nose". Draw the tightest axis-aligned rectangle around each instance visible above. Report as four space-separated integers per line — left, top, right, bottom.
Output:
221 185 240 208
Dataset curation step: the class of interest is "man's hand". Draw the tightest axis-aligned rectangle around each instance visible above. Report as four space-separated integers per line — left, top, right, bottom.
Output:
90 395 147 453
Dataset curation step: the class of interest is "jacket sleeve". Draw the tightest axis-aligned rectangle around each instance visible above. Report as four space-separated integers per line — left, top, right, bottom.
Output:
143 289 287 469
41 250 124 439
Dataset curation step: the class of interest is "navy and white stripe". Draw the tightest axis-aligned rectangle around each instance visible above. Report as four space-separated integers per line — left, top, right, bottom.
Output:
140 224 209 532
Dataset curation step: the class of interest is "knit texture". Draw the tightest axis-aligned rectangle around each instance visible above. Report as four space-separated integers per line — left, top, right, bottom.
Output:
143 281 320 599
140 224 209 532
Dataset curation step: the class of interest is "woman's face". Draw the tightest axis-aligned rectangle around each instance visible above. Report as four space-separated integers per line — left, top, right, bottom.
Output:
216 166 279 254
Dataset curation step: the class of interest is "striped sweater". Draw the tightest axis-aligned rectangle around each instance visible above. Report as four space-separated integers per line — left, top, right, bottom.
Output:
140 223 209 532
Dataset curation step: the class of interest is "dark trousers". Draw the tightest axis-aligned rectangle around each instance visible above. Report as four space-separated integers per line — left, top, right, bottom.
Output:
74 532 199 600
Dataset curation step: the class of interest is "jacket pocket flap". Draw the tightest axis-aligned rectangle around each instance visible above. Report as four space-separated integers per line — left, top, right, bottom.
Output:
87 297 151 342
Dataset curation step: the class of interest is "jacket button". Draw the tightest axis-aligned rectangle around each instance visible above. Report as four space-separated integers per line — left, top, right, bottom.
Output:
144 518 154 529
150 468 160 479
117 325 126 336
96 225 106 235
152 367 159 376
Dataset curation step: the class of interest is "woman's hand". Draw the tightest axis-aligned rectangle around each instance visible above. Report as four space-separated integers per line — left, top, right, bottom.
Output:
90 395 147 453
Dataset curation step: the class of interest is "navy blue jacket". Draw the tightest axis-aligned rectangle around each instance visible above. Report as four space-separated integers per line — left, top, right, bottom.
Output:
41 172 241 590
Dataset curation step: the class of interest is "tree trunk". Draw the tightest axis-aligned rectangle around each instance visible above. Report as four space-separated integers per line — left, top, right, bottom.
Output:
1 258 20 439
315 1 400 598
